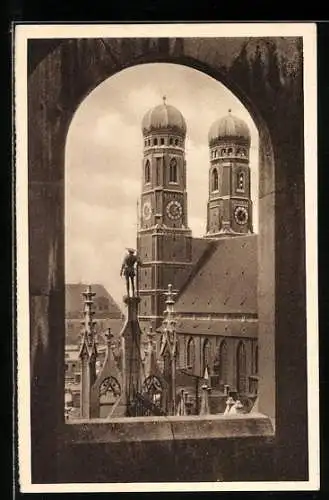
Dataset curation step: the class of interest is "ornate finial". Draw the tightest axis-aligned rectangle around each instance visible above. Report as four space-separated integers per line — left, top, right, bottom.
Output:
164 283 176 305
163 95 167 105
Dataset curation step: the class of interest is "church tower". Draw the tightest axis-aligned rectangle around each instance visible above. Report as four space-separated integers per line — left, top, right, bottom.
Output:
137 98 193 333
205 110 253 238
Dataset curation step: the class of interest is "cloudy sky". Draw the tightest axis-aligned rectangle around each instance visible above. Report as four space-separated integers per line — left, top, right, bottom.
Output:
65 63 259 309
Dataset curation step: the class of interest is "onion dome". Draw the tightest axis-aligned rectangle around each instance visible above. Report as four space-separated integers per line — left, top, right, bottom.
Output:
208 110 251 146
142 96 187 137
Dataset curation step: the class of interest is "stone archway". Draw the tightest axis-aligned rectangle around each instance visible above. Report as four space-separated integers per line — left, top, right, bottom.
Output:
27 36 307 481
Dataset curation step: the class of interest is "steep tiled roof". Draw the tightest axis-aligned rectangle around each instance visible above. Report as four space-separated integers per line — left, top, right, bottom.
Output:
175 234 258 316
65 283 123 318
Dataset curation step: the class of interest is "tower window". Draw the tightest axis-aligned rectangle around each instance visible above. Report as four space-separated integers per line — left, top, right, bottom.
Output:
169 158 178 182
145 160 151 184
156 157 161 185
144 140 147 147
228 147 233 156
153 138 158 146
214 149 218 158
237 171 245 191
160 138 165 145
221 148 226 156
212 168 219 191
148 139 151 146
174 138 179 146
169 137 173 145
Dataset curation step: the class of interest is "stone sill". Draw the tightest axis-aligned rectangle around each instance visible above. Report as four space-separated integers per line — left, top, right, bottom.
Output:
61 413 274 444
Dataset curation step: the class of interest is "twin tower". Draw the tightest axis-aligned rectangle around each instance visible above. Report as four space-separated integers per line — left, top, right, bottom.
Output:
137 98 253 332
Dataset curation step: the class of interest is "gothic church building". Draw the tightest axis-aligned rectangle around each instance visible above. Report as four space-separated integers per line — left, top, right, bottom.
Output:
137 99 258 396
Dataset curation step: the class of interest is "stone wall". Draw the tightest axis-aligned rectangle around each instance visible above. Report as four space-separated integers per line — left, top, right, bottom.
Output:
27 36 307 482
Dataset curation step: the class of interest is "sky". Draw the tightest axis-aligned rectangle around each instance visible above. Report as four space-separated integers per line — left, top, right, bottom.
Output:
65 63 259 309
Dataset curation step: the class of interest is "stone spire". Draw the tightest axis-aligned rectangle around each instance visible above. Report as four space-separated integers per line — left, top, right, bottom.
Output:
160 284 178 415
79 285 98 419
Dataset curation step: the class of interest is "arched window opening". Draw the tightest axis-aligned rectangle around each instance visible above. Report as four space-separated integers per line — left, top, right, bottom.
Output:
221 148 226 156
213 340 228 384
169 158 177 183
212 168 219 191
169 137 173 145
237 171 245 191
202 338 211 375
228 147 233 156
174 138 179 146
160 137 165 145
186 337 196 371
236 341 247 394
145 160 151 183
156 157 161 185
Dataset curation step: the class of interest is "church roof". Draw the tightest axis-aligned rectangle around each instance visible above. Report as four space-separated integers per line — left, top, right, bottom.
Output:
65 283 123 319
175 234 258 316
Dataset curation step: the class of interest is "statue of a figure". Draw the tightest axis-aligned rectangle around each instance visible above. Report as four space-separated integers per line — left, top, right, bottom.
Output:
120 248 141 297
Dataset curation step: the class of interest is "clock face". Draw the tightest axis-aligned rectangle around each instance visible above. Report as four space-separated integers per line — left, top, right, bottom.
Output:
166 200 183 220
234 206 249 225
142 201 152 221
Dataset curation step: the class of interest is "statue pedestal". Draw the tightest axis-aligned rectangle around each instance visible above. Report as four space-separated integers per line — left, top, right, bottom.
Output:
121 295 142 416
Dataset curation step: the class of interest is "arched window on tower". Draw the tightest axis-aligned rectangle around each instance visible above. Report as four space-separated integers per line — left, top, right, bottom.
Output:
174 138 179 146
156 157 161 185
145 160 151 184
186 337 196 372
202 338 211 375
236 341 247 394
212 168 219 191
227 147 233 156
236 171 245 192
169 158 178 183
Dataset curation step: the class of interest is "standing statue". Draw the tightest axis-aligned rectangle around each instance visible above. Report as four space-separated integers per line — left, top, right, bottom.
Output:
120 248 141 297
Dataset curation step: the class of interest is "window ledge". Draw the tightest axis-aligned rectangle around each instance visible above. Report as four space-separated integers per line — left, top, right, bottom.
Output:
61 413 274 445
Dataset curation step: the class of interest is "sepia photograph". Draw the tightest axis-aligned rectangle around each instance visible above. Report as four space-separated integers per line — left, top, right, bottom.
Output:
15 23 319 492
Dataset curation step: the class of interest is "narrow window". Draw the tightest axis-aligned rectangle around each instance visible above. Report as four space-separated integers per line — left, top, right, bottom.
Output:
212 168 219 191
237 171 245 191
160 137 165 145
174 138 179 146
186 337 196 371
156 157 161 185
202 338 211 375
228 147 233 156
169 158 177 183
213 340 228 384
236 341 247 394
153 137 158 146
169 137 173 145
145 160 151 183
